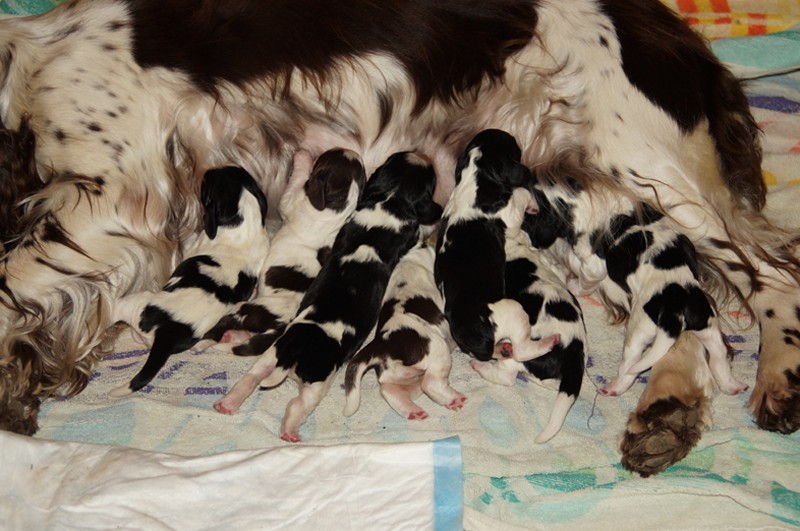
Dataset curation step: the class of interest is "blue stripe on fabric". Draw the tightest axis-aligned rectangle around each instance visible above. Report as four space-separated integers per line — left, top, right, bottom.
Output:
433 436 463 531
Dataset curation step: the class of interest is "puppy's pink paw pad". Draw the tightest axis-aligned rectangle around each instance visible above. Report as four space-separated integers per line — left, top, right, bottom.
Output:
407 410 429 420
280 432 302 443
213 400 237 415
597 386 618 397
446 395 467 411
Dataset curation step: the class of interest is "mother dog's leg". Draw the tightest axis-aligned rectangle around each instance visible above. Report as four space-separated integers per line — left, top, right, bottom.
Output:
620 332 714 477
0 2 188 433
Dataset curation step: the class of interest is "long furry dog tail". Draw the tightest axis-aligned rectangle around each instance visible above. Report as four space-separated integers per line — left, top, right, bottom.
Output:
342 341 384 417
535 339 584 443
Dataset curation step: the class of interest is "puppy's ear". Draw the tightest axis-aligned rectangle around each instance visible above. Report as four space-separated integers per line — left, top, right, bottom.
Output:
305 170 326 211
416 199 443 225
241 174 269 226
308 150 367 211
508 162 532 188
453 146 473 185
201 178 219 239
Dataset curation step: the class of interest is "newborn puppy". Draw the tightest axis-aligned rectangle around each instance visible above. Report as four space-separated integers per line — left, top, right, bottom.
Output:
110 167 270 395
524 179 746 397
214 152 442 443
435 129 559 363
204 149 366 355
343 242 465 421
471 228 586 442
591 205 747 396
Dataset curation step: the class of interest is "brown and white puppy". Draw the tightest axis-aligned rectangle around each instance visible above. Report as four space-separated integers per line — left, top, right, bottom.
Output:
110 167 270 395
214 152 442 442
471 229 586 443
204 149 366 355
435 129 559 364
344 242 465 420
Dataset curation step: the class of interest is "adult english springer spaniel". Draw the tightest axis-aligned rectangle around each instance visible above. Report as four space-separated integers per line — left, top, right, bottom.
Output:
0 0 797 475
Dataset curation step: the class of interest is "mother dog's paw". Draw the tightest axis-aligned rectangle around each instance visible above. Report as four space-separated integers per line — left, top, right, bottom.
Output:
619 396 707 477
749 363 800 434
750 301 800 434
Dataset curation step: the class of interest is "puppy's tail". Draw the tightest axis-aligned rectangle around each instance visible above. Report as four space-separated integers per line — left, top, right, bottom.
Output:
258 352 288 389
342 341 383 417
534 339 584 443
535 392 576 443
110 320 196 397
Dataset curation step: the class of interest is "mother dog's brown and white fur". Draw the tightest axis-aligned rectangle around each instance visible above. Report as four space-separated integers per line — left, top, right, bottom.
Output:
0 0 798 473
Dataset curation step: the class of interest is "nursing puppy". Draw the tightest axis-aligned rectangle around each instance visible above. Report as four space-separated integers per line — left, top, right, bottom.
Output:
591 205 748 397
524 177 746 398
110 167 269 395
471 228 586 443
204 149 366 355
435 129 559 363
343 242 465 420
214 152 442 442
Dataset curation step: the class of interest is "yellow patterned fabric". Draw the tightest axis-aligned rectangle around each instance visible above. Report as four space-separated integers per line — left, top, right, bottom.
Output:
662 0 800 39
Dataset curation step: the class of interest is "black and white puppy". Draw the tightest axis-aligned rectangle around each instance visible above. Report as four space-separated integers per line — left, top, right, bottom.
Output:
204 149 366 355
110 167 270 395
524 180 747 397
214 152 442 443
471 228 586 442
435 129 559 363
343 241 465 420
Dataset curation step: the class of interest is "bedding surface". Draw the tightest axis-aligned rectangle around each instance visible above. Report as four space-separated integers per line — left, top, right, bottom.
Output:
1 1 799 529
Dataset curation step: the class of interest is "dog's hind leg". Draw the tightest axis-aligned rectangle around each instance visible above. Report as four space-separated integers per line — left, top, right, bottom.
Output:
380 382 428 420
214 346 280 414
420 336 466 411
599 315 666 396
694 325 748 395
280 376 335 442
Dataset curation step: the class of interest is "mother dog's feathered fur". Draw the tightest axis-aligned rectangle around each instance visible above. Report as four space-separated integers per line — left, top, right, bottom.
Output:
0 0 798 474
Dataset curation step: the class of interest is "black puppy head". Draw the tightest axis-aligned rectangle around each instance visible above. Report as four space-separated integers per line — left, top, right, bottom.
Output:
201 166 268 239
521 187 576 250
455 129 531 187
362 152 442 224
305 149 367 212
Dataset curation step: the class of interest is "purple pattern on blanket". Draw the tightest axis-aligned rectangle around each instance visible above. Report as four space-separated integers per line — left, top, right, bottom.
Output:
748 95 800 113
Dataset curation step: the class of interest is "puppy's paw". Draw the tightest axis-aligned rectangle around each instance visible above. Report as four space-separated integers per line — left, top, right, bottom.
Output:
280 431 302 443
718 379 749 396
407 409 429 420
597 385 618 397
620 396 707 477
220 329 253 345
213 398 238 415
446 394 467 411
